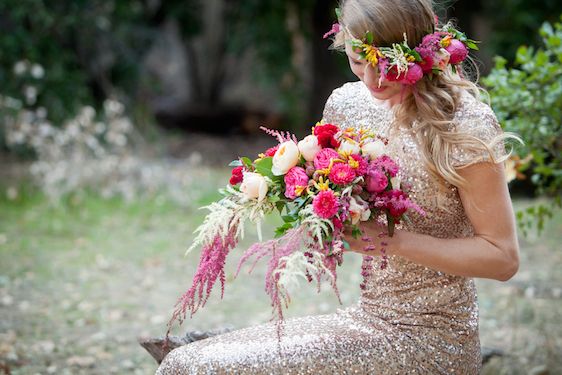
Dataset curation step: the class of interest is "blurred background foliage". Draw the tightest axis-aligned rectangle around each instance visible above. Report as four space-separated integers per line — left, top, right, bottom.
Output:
1 0 560 225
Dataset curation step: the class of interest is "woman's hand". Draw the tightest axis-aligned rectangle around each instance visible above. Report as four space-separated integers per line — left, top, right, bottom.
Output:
343 220 402 257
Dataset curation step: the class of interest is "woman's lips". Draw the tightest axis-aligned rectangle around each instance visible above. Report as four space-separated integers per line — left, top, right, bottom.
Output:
368 86 388 94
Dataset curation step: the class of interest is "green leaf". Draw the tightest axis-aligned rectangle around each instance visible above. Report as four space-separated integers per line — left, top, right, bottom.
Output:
335 7 342 20
366 31 374 45
255 157 274 178
351 226 362 239
241 157 253 169
275 223 294 238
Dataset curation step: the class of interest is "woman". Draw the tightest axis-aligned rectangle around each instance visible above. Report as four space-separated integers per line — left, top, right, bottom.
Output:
157 0 519 373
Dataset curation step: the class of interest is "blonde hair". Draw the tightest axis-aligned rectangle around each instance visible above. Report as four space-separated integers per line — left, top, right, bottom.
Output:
332 0 516 188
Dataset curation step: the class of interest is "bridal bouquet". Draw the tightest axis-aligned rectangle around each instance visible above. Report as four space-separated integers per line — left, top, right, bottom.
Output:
169 123 423 327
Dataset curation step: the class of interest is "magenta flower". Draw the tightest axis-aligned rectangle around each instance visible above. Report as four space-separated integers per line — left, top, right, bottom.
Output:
314 148 340 170
401 63 424 85
365 167 388 193
329 163 356 185
375 189 425 219
446 39 469 64
313 190 339 219
371 155 399 177
323 23 341 39
415 46 435 73
350 154 368 176
284 166 309 199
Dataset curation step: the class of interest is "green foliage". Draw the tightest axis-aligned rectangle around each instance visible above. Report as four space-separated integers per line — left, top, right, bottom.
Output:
483 16 562 234
482 0 562 61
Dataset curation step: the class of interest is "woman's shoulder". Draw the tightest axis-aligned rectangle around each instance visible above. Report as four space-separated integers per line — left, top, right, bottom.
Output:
452 90 502 140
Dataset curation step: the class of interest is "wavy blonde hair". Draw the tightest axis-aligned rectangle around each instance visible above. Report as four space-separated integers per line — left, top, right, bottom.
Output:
332 0 516 188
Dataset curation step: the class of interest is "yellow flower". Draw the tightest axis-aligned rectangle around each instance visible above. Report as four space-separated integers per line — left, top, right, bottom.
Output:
363 44 383 66
314 176 330 191
440 35 452 48
294 185 307 197
348 156 359 169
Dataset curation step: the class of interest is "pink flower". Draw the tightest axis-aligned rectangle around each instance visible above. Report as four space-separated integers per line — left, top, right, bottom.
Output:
323 23 341 39
313 190 339 219
332 216 343 230
329 163 356 185
371 155 399 177
374 190 425 219
350 154 368 176
415 46 435 73
365 167 388 193
445 39 468 64
400 63 423 85
284 166 309 199
314 148 340 170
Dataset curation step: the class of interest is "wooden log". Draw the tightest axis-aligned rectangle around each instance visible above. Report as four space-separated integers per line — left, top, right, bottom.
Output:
138 328 232 364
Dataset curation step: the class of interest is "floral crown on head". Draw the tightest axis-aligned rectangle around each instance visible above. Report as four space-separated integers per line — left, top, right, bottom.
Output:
323 8 479 86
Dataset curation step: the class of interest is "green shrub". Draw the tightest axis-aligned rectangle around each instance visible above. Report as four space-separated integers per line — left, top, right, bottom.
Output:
484 16 562 235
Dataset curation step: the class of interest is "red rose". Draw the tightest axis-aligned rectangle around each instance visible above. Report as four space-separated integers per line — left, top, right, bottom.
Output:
229 166 244 185
313 123 340 148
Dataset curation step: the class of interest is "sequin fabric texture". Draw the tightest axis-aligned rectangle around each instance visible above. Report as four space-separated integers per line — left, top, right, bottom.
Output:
157 81 506 375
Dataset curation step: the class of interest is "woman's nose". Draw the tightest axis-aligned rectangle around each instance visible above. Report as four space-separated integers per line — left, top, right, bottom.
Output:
363 64 380 87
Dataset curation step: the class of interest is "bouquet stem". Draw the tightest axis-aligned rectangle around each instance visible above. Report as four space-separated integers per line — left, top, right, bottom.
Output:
386 213 395 237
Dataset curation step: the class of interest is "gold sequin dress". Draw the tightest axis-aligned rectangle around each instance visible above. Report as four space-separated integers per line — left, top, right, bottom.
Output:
157 81 505 374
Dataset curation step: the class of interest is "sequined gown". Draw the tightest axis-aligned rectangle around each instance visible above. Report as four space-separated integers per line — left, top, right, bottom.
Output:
157 81 505 374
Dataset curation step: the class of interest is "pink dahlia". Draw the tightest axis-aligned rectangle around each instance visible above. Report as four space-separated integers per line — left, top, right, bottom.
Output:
329 163 356 185
314 148 340 170
313 190 339 219
350 154 368 176
445 39 468 64
284 166 309 199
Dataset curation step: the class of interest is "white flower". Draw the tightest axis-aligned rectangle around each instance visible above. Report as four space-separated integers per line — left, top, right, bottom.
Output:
349 196 371 225
434 48 451 70
361 139 386 160
297 135 322 162
272 141 300 176
240 172 268 202
390 176 401 190
338 139 361 154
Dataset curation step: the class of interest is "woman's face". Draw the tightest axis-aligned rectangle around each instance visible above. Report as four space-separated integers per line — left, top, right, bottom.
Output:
345 42 406 106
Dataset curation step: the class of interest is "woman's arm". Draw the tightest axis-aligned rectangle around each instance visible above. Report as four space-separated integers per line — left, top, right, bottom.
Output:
346 161 520 281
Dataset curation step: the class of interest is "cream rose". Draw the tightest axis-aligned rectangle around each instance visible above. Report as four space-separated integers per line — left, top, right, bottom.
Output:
272 141 300 176
297 135 322 162
349 196 371 225
240 172 268 202
338 139 361 155
361 139 386 160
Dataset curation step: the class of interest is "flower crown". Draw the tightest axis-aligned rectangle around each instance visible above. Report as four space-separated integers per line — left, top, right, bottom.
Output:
324 9 479 86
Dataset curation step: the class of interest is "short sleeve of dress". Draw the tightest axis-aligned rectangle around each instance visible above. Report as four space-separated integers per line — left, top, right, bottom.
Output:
321 86 347 125
450 96 508 168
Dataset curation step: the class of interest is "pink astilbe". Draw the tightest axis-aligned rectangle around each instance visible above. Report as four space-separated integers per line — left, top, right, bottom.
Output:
168 222 239 329
260 126 298 144
236 227 305 321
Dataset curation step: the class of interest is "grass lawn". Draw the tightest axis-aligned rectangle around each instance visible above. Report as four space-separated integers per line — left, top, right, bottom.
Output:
0 170 560 374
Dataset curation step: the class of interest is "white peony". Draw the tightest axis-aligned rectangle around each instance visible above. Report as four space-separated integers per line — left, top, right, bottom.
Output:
361 139 386 160
297 135 322 162
272 141 300 175
349 196 371 225
338 139 361 155
240 172 268 202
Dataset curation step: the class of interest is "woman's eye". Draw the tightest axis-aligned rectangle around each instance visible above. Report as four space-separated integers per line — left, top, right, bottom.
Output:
351 60 363 66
